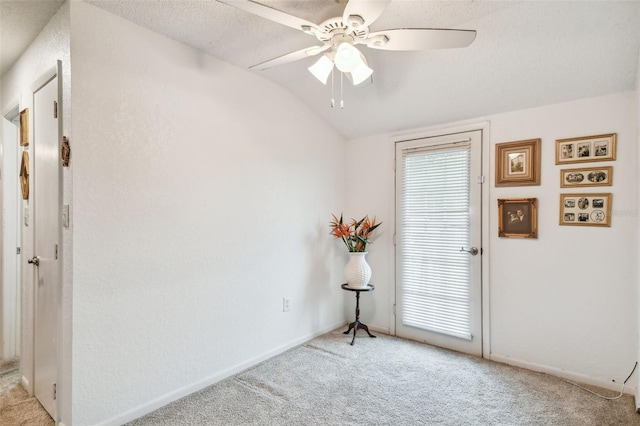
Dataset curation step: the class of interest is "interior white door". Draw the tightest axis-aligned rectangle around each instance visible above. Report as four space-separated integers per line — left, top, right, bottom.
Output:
33 73 60 419
395 130 483 356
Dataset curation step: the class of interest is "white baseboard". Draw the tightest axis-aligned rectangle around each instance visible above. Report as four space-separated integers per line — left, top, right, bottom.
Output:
96 321 346 426
21 375 30 394
491 354 636 395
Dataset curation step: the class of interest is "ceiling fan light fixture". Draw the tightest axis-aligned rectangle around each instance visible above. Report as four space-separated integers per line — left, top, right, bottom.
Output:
308 54 334 84
350 60 373 85
335 42 362 73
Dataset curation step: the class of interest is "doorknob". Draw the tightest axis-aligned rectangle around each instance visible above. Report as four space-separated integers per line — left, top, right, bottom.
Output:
28 256 40 266
459 247 479 255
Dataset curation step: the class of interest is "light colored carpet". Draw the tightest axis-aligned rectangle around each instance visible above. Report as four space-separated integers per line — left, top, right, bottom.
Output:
0 358 54 426
129 329 640 425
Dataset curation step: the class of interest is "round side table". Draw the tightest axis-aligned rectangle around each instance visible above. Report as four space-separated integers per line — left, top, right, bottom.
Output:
341 283 376 345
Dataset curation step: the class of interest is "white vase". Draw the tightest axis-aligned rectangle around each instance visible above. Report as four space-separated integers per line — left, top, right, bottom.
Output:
344 252 372 289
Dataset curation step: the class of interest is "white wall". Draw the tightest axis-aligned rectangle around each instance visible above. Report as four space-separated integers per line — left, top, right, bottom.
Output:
0 2 72 423
346 91 638 392
70 2 347 424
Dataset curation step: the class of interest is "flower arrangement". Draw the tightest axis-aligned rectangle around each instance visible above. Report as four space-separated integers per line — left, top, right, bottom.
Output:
330 213 382 252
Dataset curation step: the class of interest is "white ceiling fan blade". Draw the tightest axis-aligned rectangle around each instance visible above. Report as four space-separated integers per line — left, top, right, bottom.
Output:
342 0 391 28
217 0 324 34
250 44 331 71
366 28 477 51
343 0 391 30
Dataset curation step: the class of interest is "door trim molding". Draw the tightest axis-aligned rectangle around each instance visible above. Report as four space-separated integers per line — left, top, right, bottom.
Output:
391 121 491 358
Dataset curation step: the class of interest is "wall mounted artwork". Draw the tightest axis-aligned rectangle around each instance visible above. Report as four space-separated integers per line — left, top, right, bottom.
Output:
555 133 616 164
20 151 29 200
560 193 611 227
498 198 538 238
560 166 612 188
495 138 540 186
20 108 29 147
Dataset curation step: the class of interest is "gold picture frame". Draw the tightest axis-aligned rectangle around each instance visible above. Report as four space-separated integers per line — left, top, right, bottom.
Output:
498 198 538 238
19 108 29 147
555 133 616 164
560 166 612 188
560 193 611 227
495 139 541 186
20 151 29 200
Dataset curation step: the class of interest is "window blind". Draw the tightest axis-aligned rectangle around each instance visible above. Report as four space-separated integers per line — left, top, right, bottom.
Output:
400 141 472 340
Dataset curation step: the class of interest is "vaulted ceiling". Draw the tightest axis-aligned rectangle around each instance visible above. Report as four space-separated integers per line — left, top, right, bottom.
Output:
2 1 639 139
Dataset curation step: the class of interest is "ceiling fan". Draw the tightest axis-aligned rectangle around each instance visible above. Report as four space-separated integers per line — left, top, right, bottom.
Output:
217 0 476 105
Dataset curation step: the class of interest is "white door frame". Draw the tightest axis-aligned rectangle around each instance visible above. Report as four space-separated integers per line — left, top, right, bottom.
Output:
391 121 491 357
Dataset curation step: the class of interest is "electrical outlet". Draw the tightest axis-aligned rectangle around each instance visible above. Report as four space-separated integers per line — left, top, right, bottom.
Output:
283 297 291 312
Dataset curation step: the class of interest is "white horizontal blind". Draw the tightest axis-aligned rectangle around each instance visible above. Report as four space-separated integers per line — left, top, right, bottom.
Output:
400 141 472 340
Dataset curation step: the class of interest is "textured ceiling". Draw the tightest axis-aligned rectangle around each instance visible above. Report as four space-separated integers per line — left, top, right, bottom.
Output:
3 1 640 139
0 0 66 77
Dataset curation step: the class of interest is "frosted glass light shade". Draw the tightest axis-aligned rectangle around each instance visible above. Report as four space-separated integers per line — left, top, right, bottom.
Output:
350 60 373 85
335 42 362 73
308 55 333 85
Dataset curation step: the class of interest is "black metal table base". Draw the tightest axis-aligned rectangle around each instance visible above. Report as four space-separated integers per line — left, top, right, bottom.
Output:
341 284 376 345
343 320 376 345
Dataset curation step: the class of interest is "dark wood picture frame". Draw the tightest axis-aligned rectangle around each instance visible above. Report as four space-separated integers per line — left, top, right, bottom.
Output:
495 139 541 187
498 198 538 238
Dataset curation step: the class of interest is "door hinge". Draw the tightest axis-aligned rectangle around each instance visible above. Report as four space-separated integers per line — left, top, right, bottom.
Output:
53 383 57 400
476 176 485 184
55 244 59 260
53 101 58 118
17 247 21 255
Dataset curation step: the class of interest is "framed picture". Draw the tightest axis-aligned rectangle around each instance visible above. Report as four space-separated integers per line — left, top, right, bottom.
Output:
20 151 29 200
555 133 616 164
498 198 538 238
20 108 29 147
560 193 611 227
560 166 612 188
495 138 540 186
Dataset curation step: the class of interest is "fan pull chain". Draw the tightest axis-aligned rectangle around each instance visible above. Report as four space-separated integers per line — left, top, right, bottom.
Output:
330 66 335 108
340 71 344 109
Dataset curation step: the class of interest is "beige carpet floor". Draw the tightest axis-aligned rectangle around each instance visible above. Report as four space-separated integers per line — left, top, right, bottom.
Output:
0 358 54 426
129 329 640 425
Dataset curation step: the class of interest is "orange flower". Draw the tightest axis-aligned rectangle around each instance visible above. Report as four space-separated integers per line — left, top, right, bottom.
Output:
330 213 382 252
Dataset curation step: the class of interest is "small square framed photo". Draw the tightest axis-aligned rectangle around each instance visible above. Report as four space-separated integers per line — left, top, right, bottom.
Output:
495 138 541 186
555 133 616 164
560 193 611 227
498 198 538 238
560 166 612 188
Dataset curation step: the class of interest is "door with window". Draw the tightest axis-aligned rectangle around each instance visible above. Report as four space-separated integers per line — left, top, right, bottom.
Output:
395 130 482 356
